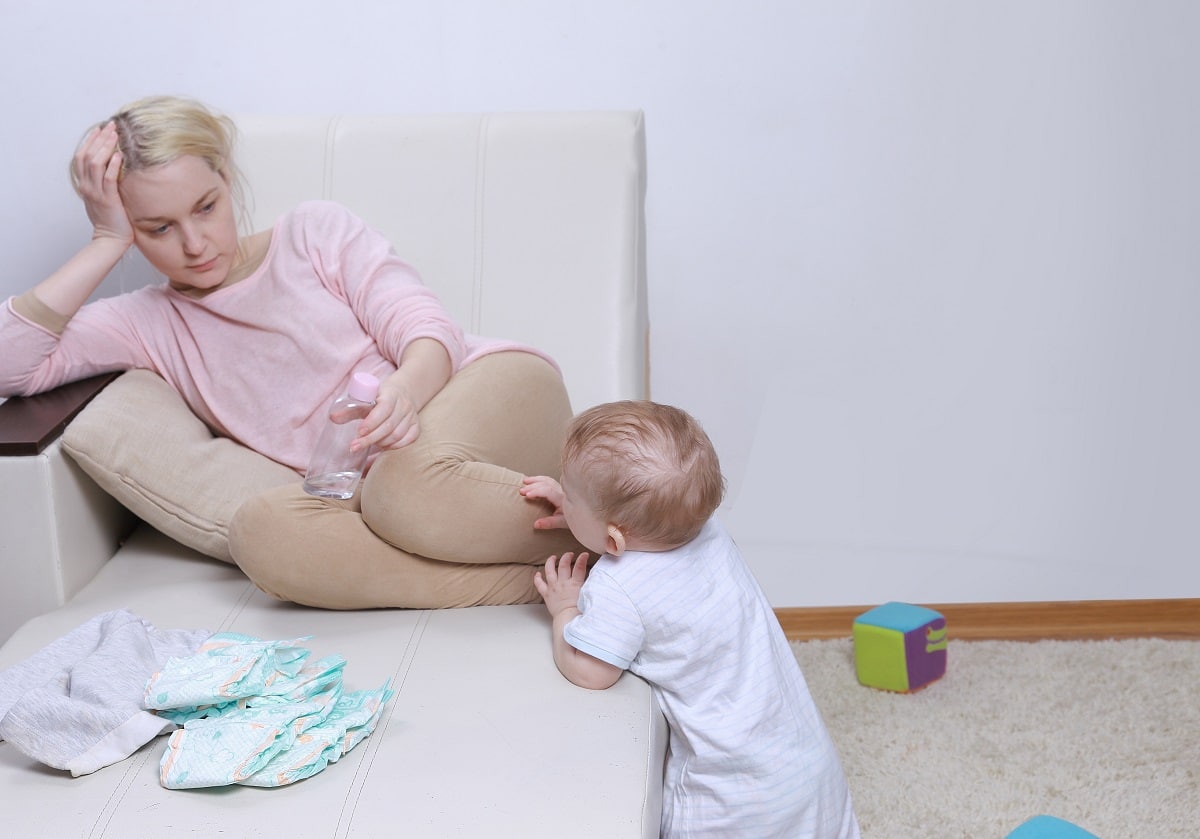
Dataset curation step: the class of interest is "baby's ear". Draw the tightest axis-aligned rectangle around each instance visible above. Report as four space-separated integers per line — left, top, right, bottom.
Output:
606 524 627 556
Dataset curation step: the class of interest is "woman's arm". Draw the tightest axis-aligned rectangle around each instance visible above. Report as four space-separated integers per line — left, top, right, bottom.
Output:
32 122 134 320
1 124 135 396
25 237 129 323
309 204 465 452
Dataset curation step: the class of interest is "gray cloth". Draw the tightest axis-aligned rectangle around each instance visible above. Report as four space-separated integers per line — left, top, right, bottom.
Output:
0 610 211 776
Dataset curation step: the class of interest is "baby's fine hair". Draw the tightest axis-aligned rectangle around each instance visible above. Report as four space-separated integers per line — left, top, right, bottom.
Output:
564 400 725 548
71 95 250 231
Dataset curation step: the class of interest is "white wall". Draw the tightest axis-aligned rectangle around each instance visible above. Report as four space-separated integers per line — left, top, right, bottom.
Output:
3 1 1198 607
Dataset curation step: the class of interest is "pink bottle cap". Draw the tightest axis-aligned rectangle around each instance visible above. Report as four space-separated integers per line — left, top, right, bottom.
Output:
347 371 380 402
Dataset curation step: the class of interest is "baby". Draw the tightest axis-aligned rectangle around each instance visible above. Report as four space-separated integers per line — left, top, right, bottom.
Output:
521 400 860 838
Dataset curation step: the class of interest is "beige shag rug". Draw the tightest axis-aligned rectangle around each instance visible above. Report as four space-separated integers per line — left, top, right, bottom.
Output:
791 638 1199 839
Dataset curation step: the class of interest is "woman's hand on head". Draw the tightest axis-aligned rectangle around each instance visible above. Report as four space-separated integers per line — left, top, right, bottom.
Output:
73 122 134 246
29 123 135 316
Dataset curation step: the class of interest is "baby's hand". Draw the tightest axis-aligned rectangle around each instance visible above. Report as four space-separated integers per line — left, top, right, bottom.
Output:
520 475 567 530
533 552 590 618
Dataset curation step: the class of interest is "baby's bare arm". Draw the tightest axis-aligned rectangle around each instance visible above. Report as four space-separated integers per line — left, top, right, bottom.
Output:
549 609 623 691
534 553 623 691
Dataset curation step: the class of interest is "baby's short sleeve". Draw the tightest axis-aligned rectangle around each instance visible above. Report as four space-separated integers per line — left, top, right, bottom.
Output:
563 567 644 671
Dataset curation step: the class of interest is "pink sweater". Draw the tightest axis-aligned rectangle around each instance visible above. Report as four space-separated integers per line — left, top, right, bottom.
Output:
1 201 555 472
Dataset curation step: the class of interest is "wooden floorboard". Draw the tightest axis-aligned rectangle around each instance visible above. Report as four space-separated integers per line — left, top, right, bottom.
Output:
777 598 1200 641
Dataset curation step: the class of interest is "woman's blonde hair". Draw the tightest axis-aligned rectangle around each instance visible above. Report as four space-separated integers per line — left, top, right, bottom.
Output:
564 400 726 548
71 95 251 233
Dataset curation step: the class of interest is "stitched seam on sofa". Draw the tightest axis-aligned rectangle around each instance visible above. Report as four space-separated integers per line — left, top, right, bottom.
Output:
471 114 488 335
334 609 431 835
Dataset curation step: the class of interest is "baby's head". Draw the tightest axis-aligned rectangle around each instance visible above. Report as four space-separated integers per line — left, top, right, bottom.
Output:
561 400 725 554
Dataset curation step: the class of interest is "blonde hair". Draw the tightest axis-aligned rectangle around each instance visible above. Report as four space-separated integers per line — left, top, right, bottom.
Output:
564 401 725 548
71 95 250 233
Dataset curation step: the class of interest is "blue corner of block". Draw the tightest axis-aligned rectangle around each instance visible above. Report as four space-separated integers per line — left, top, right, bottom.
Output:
1005 815 1101 839
854 601 944 632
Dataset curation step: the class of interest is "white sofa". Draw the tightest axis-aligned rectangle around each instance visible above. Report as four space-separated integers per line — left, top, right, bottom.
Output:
0 112 666 837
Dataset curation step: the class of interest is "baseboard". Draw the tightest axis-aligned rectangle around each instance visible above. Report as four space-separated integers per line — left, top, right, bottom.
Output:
776 598 1200 642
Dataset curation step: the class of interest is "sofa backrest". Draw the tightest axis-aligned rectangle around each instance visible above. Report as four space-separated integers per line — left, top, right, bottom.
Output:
233 112 648 413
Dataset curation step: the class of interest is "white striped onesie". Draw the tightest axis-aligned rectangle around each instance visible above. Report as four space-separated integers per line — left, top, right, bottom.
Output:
565 518 860 839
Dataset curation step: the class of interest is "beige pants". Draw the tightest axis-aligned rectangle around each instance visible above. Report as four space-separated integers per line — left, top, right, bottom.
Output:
229 352 584 609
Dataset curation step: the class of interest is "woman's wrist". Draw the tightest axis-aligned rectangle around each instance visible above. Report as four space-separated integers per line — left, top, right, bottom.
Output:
85 233 133 261
388 339 452 413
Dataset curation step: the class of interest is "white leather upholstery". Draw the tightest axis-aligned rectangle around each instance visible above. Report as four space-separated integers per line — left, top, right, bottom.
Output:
0 112 663 837
0 528 668 837
0 439 134 642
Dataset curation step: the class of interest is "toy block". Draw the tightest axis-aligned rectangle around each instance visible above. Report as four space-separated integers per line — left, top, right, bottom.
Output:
1005 815 1100 838
852 602 947 692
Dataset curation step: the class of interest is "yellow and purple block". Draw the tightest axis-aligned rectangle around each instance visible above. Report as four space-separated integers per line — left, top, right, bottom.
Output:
852 602 947 692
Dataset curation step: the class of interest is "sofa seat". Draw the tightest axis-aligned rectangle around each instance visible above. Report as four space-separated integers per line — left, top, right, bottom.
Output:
0 525 667 837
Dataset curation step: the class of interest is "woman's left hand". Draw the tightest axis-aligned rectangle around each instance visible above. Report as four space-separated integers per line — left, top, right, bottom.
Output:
352 339 453 452
354 382 421 451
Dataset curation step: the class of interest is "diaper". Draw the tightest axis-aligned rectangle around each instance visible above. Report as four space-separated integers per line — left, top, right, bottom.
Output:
240 683 393 788
144 633 315 713
144 632 393 789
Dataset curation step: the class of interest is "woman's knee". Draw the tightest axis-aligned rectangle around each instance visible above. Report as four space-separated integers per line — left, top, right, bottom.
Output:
228 484 354 599
357 448 499 556
356 352 572 558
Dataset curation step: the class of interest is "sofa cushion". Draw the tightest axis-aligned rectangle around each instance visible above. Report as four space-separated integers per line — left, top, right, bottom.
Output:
61 370 298 563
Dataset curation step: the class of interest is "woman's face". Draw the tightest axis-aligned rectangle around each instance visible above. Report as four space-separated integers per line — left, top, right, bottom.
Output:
119 155 240 297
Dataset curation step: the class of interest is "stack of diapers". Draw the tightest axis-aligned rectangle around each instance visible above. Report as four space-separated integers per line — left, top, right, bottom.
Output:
147 632 393 788
0 610 392 788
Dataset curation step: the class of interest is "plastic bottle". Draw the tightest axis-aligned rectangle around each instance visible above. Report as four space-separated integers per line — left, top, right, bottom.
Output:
302 371 381 499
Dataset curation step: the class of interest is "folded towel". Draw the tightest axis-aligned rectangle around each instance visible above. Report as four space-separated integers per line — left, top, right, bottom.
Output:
0 610 211 776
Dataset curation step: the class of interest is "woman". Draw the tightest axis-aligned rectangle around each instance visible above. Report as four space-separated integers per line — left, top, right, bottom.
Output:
0 95 581 609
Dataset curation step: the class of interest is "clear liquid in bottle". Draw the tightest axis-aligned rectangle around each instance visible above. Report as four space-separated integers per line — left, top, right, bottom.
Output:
302 372 380 499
